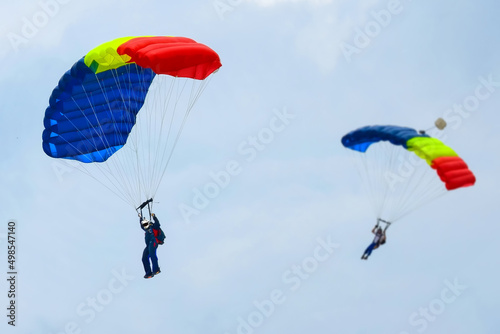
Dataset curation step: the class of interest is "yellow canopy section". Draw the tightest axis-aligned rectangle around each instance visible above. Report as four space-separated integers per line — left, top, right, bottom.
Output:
407 137 458 165
84 37 137 73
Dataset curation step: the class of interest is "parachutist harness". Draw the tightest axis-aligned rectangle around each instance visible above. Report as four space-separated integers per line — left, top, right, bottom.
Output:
137 198 165 245
137 198 154 221
373 218 390 247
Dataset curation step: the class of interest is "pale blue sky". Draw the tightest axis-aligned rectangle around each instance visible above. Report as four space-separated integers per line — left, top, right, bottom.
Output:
1 0 499 333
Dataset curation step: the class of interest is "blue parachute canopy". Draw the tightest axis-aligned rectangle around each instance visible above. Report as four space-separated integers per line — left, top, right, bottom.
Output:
341 125 429 153
42 58 155 163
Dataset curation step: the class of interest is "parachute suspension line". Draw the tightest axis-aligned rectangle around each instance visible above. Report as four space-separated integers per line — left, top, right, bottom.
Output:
355 148 374 216
378 142 395 218
392 160 433 220
124 65 148 205
386 146 414 220
85 67 141 207
103 66 144 206
147 76 178 199
350 148 378 218
74 163 134 206
54 78 138 207
75 70 130 203
61 65 155 209
96 68 138 204
53 139 137 207
376 142 397 219
380 144 443 222
151 76 212 198
151 78 191 197
388 145 446 221
353 143 385 219
51 71 215 210
144 71 157 199
130 65 156 204
110 66 143 202
393 169 446 221
131 74 178 202
106 71 212 204
351 141 448 223
353 142 392 219
376 218 391 232
127 66 154 204
380 143 411 221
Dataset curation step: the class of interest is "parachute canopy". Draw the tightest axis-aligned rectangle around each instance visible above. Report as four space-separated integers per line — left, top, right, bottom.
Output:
342 125 476 221
42 36 221 207
342 125 476 191
43 36 221 163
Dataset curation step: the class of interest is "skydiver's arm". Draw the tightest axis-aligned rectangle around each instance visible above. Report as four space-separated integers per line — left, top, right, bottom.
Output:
152 215 160 228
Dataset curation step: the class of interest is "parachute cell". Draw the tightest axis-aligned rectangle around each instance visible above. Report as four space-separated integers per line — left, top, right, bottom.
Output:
42 60 155 162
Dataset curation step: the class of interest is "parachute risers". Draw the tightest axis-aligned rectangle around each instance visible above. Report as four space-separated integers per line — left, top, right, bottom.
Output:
137 198 153 211
137 198 153 219
376 218 391 232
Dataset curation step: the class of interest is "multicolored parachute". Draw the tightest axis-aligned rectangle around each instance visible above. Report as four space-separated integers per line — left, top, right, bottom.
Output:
43 36 221 207
342 125 476 222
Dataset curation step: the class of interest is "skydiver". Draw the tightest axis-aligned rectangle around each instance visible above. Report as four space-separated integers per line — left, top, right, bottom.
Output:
361 224 387 260
139 212 161 279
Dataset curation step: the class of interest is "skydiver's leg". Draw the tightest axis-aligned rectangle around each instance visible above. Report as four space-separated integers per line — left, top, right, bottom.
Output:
149 242 160 274
364 242 376 258
142 246 152 275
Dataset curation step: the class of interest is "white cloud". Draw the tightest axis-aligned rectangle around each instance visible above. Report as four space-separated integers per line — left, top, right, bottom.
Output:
291 0 387 73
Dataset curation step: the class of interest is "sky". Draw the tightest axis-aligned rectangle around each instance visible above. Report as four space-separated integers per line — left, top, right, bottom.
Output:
1 0 499 333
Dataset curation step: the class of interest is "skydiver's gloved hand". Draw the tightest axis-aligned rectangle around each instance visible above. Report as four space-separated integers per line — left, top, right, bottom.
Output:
151 213 155 217
138 213 142 218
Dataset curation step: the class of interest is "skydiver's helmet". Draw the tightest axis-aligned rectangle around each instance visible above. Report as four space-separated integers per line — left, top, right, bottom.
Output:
376 227 383 235
141 219 151 229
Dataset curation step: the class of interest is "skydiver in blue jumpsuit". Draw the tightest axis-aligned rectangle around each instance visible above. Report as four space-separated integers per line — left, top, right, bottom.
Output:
139 213 161 278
